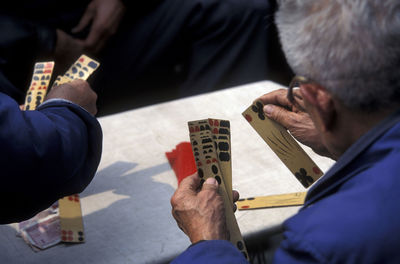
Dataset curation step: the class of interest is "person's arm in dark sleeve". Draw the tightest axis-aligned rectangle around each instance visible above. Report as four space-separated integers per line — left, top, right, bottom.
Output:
172 240 248 264
0 81 102 224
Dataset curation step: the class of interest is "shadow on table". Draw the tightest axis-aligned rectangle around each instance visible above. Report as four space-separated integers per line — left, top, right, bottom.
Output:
1 161 283 263
76 161 184 263
85 162 284 264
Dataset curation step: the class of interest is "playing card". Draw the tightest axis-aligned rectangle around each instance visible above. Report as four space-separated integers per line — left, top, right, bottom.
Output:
64 55 99 81
52 75 71 87
243 101 323 188
189 129 249 260
188 119 233 202
24 62 54 110
59 194 85 243
237 192 306 210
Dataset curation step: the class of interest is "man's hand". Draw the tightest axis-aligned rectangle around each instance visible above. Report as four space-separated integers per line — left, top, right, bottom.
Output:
45 80 98 115
71 0 126 53
171 174 232 244
258 88 333 158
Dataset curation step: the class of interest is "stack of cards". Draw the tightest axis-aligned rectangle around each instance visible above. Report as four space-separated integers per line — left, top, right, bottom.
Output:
188 119 249 260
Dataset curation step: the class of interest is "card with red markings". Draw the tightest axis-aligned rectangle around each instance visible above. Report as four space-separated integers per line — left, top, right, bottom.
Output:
24 61 54 111
242 101 323 188
237 192 307 210
58 194 85 243
188 119 233 203
64 55 99 81
189 123 249 260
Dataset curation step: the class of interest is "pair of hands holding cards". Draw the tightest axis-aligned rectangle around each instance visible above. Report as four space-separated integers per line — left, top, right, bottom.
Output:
171 87 335 244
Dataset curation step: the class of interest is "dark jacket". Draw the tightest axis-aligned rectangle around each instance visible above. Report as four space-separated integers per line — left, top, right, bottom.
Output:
0 93 102 224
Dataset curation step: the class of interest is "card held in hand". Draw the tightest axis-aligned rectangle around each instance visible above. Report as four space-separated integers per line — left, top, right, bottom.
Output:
64 55 99 81
24 61 54 111
189 122 249 260
188 119 233 203
242 101 323 188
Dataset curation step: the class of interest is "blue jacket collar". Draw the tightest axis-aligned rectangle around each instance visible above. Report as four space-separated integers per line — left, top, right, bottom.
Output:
304 108 400 207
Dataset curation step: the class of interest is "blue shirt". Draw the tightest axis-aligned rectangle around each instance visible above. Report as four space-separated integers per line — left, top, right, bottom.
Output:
173 109 400 263
0 92 102 224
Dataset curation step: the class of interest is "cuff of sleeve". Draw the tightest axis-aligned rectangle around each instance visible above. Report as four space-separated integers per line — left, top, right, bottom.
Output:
172 240 248 264
38 98 94 116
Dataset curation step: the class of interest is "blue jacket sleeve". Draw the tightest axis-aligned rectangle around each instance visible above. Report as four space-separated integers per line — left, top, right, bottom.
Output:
0 93 102 224
172 240 248 264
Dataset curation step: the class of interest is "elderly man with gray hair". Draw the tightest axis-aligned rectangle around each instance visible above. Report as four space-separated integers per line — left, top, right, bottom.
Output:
170 0 400 263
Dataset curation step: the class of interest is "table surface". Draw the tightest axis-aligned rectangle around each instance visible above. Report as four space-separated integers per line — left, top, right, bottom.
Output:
0 81 334 264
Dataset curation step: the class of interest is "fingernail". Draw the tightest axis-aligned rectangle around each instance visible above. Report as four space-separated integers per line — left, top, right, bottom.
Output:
205 177 218 186
264 105 273 115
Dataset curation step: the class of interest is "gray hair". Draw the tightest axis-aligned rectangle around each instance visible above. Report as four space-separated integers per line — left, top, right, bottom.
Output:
275 0 400 111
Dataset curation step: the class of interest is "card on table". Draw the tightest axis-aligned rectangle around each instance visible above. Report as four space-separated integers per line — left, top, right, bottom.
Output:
237 192 307 210
242 101 323 188
58 195 85 243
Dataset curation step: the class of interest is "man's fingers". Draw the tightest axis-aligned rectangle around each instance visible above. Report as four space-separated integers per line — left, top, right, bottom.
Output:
263 104 298 129
232 190 239 203
292 88 306 110
201 177 219 192
179 173 201 192
258 88 293 109
72 5 95 33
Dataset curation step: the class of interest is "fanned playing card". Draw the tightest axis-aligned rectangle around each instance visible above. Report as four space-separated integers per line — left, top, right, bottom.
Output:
64 55 99 81
188 119 233 203
52 75 71 87
242 101 323 188
189 121 249 260
237 192 306 210
59 195 85 243
24 62 54 110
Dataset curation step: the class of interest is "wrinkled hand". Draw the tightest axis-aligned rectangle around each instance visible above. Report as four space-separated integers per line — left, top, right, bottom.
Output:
45 79 98 115
72 0 126 53
171 173 240 243
258 88 333 159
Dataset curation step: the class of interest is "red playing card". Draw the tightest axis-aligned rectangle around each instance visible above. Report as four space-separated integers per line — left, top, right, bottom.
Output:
166 142 197 184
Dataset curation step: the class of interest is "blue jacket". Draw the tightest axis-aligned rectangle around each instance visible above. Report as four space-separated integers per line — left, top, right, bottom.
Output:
0 92 102 224
173 109 400 263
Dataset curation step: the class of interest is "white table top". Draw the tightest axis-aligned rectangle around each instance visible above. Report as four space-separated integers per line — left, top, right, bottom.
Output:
0 81 334 264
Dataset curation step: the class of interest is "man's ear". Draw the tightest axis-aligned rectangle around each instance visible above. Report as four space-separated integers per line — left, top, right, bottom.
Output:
300 83 336 132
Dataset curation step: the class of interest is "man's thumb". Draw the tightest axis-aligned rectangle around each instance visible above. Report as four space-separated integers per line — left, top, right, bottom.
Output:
201 177 219 191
